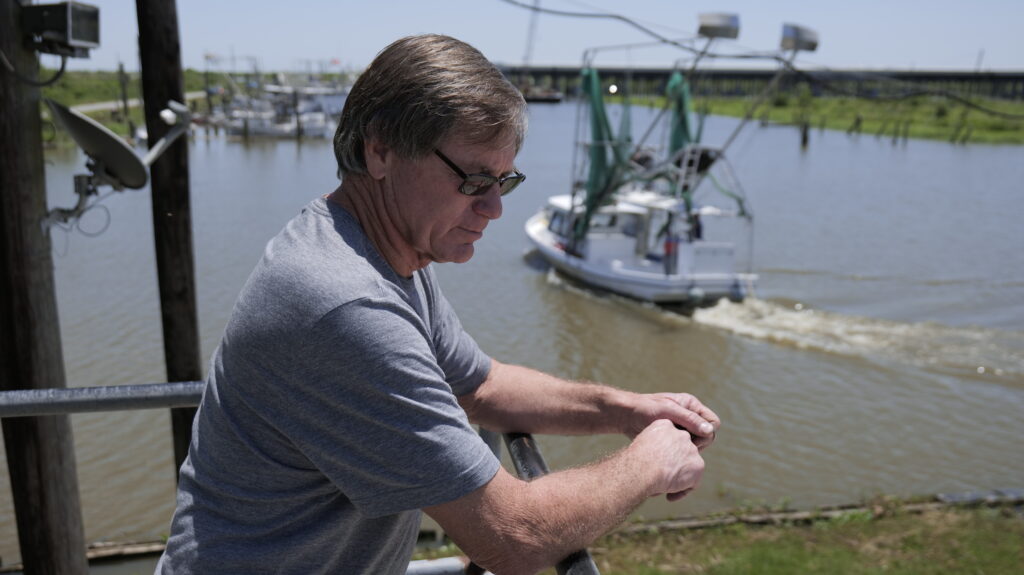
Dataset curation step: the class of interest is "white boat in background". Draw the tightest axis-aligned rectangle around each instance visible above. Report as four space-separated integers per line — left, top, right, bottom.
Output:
521 84 564 104
525 13 817 309
525 144 756 306
524 50 757 307
215 80 345 139
225 108 329 139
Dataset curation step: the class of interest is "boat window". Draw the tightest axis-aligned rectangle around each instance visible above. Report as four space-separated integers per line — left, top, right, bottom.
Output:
548 211 565 235
620 214 639 237
590 213 617 230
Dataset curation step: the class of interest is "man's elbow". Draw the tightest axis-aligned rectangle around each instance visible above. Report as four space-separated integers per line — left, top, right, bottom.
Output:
458 515 559 575
465 539 553 575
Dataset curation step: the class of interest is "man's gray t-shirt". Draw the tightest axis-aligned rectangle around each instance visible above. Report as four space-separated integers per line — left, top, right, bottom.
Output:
157 196 500 573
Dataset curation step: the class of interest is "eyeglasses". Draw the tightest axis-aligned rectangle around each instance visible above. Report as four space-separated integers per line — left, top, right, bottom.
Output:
433 149 526 197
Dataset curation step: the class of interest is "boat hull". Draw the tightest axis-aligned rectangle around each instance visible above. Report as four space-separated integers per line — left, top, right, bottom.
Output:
525 212 755 306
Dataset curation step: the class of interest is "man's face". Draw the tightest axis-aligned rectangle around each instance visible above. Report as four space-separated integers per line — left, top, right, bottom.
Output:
385 136 518 266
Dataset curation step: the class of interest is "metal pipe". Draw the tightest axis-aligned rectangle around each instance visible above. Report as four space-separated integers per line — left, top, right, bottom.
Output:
0 381 205 418
504 432 551 479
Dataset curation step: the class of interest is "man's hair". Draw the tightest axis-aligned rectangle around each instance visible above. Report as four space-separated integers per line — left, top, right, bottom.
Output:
333 34 528 178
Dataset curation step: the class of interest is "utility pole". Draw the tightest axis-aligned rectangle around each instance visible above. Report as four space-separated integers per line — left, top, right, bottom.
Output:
0 1 88 573
135 0 202 476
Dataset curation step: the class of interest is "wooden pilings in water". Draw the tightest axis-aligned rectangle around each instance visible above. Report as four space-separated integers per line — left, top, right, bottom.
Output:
0 0 199 569
0 2 89 573
136 0 202 475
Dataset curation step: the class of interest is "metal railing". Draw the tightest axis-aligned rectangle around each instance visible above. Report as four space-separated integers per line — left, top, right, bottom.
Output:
0 383 600 575
0 381 205 417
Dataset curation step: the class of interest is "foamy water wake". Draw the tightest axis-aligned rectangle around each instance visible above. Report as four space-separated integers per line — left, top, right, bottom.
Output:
693 298 1024 380
542 267 1023 380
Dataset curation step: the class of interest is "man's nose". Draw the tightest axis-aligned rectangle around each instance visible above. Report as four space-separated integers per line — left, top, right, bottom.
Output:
473 186 503 220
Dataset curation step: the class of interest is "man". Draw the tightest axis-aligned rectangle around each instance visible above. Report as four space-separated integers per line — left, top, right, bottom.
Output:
157 34 719 574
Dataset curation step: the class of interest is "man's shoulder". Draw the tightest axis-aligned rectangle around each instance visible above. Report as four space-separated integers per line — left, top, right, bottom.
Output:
262 198 390 293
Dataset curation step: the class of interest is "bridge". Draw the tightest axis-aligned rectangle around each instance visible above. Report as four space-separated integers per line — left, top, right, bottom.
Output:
499 65 1024 100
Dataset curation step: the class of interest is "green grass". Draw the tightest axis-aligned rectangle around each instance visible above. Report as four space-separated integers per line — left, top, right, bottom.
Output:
37 69 204 147
39 68 206 108
615 92 1024 145
413 505 1024 574
698 94 1024 145
595 506 1024 574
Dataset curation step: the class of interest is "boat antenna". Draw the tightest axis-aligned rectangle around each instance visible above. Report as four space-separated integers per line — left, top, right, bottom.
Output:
522 0 540 68
497 0 704 57
632 14 729 153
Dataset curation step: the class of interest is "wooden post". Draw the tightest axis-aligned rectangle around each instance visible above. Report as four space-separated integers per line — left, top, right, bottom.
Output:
292 89 303 140
0 2 88 573
117 61 135 142
204 65 213 115
135 0 202 476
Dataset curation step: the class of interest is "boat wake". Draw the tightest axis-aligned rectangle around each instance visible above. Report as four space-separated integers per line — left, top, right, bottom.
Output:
692 298 1024 381
540 265 1023 382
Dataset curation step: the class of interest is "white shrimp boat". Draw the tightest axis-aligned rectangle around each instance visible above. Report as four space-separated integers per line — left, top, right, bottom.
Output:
524 14 817 309
524 48 757 307
525 143 756 306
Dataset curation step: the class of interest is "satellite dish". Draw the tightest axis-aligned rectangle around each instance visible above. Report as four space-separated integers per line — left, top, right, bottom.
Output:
45 98 149 190
43 98 191 230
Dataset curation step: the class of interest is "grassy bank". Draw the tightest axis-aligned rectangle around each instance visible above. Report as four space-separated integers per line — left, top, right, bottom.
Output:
594 506 1022 574
609 90 1024 145
415 500 1024 574
37 69 206 147
697 94 1024 145
40 68 206 108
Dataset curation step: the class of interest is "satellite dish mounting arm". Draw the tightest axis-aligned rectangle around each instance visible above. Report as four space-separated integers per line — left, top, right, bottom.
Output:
141 100 191 166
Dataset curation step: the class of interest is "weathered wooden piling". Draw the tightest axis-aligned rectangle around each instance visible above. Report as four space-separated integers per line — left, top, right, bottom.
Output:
293 89 303 140
135 0 202 476
0 2 89 573
117 62 135 141
204 67 213 115
846 114 863 135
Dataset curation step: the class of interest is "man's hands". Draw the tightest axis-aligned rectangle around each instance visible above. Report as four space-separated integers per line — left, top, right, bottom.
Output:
621 392 720 500
624 392 721 451
629 418 706 501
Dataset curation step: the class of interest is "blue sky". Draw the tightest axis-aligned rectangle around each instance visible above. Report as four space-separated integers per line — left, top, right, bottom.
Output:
64 0 1022 73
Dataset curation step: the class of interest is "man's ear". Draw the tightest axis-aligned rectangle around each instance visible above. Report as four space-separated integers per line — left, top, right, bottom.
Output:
364 137 390 180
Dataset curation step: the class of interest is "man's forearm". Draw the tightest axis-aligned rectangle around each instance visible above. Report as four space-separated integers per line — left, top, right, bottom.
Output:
427 441 657 575
460 360 633 435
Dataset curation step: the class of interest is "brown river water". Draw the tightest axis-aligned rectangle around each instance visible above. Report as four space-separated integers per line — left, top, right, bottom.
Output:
2 104 1022 567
